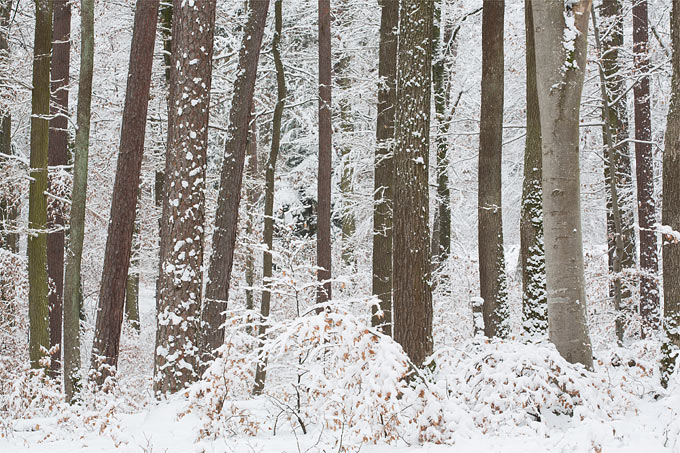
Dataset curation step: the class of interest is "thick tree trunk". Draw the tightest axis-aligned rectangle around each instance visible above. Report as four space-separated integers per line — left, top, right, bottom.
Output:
633 0 660 336
478 0 508 339
28 0 53 370
200 0 269 363
371 0 397 335
63 0 93 402
254 0 285 396
154 0 216 396
520 0 547 341
92 0 159 386
661 0 680 388
533 0 594 369
316 0 332 305
393 0 433 368
47 0 70 377
599 0 637 331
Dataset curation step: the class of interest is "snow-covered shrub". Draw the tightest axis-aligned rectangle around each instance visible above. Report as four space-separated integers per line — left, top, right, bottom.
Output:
184 310 261 440
431 340 637 435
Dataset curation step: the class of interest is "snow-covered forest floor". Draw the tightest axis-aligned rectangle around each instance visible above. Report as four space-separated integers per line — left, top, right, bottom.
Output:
2 284 680 453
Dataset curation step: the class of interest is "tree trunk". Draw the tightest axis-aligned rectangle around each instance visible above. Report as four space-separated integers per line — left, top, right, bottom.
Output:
533 0 594 369
62 0 93 402
393 0 433 368
47 0 70 377
91 0 159 386
124 273 140 331
154 0 216 396
244 114 257 321
371 0 398 336
254 0 285 396
520 0 547 341
478 0 508 339
28 0 53 370
598 0 637 333
1 1 18 251
661 0 680 388
633 0 660 336
200 0 269 363
316 0 332 305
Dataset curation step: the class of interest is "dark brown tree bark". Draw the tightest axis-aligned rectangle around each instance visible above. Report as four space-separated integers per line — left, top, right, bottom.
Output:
661 0 680 388
633 0 660 336
28 0 53 370
91 0 160 385
520 0 547 340
478 0 508 339
316 0 332 305
371 0 398 335
200 0 269 363
393 0 433 368
599 0 637 330
154 0 216 396
47 0 70 377
254 0 285 396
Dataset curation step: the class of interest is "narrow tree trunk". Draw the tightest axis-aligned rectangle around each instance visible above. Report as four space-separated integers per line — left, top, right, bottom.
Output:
92 0 159 386
254 0 285 396
244 114 257 320
592 7 626 345
63 0 93 402
28 0 53 370
520 0 547 340
599 0 637 332
533 0 594 369
124 273 140 331
316 0 332 305
393 0 433 368
661 0 680 388
200 0 269 363
478 0 508 339
432 0 451 267
633 0 660 336
371 0 398 336
154 0 216 396
47 0 70 377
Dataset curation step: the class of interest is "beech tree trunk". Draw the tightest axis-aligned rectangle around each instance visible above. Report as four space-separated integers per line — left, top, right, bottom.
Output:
63 0 93 402
478 0 509 339
661 0 680 388
154 0 216 396
200 0 269 363
28 0 53 370
92 0 159 386
47 0 70 377
393 0 433 368
254 0 285 396
533 0 594 369
371 0 397 335
520 0 547 340
633 0 660 336
316 0 332 305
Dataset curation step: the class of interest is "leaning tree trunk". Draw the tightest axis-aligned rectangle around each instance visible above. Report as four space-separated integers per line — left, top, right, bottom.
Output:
316 0 332 305
633 0 660 337
478 0 509 339
47 0 70 377
393 0 434 368
599 0 637 333
533 0 594 369
520 0 547 341
28 0 53 371
661 0 680 388
200 0 269 364
62 0 93 402
91 0 159 386
254 0 285 396
371 0 398 335
154 0 216 396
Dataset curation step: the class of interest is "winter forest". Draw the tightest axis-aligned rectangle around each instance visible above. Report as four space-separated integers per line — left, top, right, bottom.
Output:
3 0 680 451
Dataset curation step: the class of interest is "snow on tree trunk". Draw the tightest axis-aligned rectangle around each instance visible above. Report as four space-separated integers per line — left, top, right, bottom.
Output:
532 0 594 369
